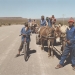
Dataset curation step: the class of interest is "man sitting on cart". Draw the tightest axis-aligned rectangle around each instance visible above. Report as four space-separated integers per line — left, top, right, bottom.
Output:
38 15 46 37
49 15 56 28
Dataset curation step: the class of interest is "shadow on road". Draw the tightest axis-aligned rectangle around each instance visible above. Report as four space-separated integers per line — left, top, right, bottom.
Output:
44 46 61 60
25 49 36 62
19 49 36 56
29 49 36 54
53 50 61 60
17 49 36 62
64 55 71 66
44 46 71 66
44 47 48 52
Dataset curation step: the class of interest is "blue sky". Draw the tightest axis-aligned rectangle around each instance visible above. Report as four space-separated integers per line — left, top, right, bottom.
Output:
0 0 75 18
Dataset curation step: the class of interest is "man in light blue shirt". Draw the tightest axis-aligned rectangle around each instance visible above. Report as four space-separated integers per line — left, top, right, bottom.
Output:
28 18 31 23
40 16 46 26
38 16 46 31
16 22 31 57
38 16 46 37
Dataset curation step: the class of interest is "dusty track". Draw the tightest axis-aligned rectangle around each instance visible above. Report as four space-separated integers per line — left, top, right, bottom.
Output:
0 25 75 75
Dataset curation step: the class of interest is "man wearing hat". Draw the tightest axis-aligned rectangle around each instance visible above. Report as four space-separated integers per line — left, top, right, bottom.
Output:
55 17 75 70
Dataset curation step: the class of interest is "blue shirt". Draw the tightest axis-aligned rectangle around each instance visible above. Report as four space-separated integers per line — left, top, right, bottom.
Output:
48 19 52 27
40 20 46 26
28 19 31 22
21 27 31 42
66 25 75 46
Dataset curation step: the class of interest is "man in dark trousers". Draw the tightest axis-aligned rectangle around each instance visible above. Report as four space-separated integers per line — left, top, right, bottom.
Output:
16 22 31 57
55 17 75 71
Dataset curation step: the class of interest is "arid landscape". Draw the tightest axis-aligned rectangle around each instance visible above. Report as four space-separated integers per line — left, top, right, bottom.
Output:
0 17 74 26
0 0 75 75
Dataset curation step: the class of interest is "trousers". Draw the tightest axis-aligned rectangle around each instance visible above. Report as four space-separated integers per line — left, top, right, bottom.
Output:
18 41 30 51
59 44 75 66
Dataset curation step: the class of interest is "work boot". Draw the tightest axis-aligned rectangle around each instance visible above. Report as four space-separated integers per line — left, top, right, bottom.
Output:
16 54 20 57
55 64 63 69
73 66 75 71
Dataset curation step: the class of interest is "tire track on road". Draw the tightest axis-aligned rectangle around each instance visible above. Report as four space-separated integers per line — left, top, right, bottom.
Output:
33 34 48 75
0 31 14 42
0 37 19 66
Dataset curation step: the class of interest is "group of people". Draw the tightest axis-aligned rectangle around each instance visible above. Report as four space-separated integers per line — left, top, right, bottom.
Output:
38 15 56 34
28 19 36 27
28 15 56 28
40 16 75 70
16 15 75 71
40 15 56 27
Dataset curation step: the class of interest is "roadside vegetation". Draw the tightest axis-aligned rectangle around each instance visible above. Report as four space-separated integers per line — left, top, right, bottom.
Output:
0 17 72 27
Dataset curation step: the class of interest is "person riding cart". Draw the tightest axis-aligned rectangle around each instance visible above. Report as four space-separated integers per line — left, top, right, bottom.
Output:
28 18 32 27
38 15 46 37
31 19 37 33
48 15 56 27
46 17 49 26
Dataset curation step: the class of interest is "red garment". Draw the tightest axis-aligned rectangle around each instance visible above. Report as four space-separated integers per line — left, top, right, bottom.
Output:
68 17 74 23
50 17 56 23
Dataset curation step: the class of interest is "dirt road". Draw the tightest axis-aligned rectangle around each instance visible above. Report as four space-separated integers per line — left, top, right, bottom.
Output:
0 25 75 75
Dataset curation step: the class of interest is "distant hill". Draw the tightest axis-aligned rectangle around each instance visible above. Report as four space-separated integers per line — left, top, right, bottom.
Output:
0 17 75 26
0 17 28 25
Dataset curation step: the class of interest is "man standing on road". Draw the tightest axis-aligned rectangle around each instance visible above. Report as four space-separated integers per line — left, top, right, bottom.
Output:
16 22 31 57
55 17 75 71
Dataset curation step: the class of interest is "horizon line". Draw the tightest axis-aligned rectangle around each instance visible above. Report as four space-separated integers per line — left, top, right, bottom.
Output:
0 17 74 19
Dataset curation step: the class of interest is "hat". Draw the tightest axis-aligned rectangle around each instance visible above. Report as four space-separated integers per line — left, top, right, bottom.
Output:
68 17 74 23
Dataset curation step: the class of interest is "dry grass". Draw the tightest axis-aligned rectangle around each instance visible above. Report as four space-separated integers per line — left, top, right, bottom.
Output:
0 17 28 26
0 17 71 26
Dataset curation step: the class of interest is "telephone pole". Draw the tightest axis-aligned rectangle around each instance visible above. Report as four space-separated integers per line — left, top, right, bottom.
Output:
63 14 65 25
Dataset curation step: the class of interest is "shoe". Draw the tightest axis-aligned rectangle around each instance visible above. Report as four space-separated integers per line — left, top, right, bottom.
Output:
73 66 75 71
16 54 20 57
22 51 24 53
55 64 63 69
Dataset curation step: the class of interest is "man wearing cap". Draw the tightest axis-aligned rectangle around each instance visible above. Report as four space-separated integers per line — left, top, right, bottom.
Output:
55 17 75 70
